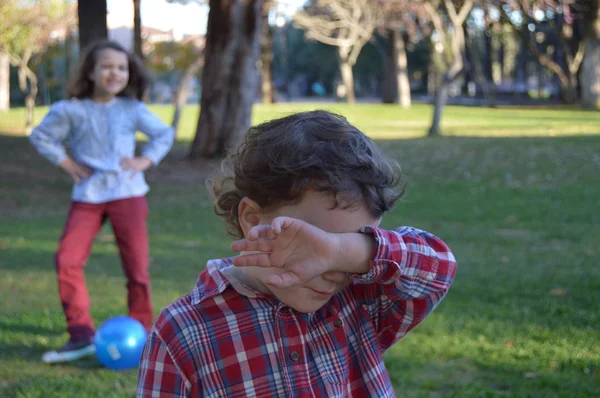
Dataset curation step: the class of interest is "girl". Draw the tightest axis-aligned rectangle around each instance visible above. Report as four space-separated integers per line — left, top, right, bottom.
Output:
29 40 174 364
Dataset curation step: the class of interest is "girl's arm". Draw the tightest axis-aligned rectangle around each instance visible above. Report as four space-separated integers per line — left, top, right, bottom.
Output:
136 102 175 166
29 101 71 166
348 226 457 351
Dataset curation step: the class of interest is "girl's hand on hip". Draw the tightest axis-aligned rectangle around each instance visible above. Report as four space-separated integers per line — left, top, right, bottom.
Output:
120 156 152 179
59 158 93 184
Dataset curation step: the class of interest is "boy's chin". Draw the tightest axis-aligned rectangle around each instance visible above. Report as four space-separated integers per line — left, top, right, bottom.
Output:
281 297 330 313
288 304 327 313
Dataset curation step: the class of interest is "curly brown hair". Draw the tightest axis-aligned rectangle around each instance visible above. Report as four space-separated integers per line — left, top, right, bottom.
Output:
209 110 405 238
67 40 149 100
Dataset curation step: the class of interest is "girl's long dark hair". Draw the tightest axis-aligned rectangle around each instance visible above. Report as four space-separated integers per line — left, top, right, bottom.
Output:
67 40 149 100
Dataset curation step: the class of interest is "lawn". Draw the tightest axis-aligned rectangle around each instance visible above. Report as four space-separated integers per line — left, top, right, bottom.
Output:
0 103 599 397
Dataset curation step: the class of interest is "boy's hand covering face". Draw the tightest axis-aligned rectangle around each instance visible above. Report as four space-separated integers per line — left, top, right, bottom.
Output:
231 217 340 289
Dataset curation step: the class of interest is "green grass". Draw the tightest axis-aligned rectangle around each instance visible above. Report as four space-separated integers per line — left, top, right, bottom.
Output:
0 103 599 397
1 102 599 138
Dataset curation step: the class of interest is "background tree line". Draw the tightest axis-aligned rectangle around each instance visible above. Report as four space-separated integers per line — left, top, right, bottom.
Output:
1 0 598 150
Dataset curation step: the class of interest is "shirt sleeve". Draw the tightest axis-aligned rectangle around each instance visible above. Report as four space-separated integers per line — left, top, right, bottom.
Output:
351 226 457 352
136 101 175 166
137 330 191 398
29 101 71 166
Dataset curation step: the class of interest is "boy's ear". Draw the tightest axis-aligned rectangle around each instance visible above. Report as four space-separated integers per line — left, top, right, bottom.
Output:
238 197 262 237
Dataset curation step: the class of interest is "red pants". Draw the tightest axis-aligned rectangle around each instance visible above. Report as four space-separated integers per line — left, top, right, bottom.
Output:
55 196 153 341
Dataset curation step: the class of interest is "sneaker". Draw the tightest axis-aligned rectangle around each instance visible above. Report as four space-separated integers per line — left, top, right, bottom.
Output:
42 339 96 364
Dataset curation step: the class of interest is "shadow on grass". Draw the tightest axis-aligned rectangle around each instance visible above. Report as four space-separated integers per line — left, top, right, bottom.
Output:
0 319 61 339
2 131 600 397
0 341 103 368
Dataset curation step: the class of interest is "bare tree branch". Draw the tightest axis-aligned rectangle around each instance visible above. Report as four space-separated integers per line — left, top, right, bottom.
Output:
569 41 585 74
424 1 447 46
293 0 381 102
500 0 583 102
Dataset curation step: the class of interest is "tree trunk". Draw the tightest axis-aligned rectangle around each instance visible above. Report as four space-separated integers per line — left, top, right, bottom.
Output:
470 29 496 107
39 60 48 105
133 0 143 59
64 33 72 90
515 35 528 95
394 30 411 108
561 75 579 104
581 37 600 109
492 27 502 85
429 73 451 136
484 30 493 84
382 29 397 104
172 55 204 131
78 0 108 51
581 1 600 109
537 58 544 99
427 59 437 97
189 0 263 159
462 25 474 95
426 0 473 136
0 50 9 111
16 52 38 134
24 76 38 134
499 34 505 82
260 6 274 104
338 47 355 104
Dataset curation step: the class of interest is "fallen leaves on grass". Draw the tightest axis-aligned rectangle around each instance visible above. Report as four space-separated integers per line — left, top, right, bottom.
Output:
550 288 568 297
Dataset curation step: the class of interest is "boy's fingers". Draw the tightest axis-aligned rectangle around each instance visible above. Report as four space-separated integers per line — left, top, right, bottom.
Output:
271 218 283 234
263 272 300 288
248 225 277 240
232 253 272 268
271 217 295 234
247 225 266 240
231 238 273 253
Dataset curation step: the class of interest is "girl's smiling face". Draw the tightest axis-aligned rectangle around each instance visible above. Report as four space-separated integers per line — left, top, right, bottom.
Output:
89 48 129 102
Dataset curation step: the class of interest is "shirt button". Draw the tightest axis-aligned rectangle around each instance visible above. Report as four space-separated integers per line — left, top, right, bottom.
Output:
290 351 300 361
334 319 344 328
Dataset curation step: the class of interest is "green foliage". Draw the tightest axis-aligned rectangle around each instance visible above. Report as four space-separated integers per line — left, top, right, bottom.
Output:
0 0 68 58
146 41 202 75
0 104 599 396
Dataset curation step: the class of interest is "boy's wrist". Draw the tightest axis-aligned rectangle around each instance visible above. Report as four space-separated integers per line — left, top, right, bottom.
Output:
330 232 375 275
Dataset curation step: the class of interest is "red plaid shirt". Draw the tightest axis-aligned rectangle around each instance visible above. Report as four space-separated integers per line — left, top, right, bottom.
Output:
137 226 456 397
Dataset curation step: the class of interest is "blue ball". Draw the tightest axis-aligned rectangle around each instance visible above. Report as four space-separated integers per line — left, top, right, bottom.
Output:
94 316 148 370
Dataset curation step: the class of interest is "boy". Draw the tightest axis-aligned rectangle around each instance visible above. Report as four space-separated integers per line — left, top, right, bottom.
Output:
137 110 456 397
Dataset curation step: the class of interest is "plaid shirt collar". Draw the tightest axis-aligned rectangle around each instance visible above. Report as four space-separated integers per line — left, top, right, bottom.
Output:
190 258 273 305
